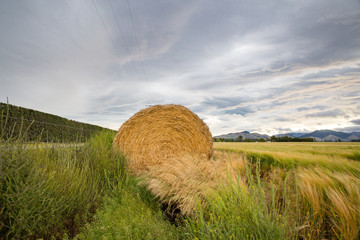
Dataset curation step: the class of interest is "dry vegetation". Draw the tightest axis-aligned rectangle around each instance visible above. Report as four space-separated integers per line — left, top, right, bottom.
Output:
113 104 213 174
142 153 244 215
113 104 219 215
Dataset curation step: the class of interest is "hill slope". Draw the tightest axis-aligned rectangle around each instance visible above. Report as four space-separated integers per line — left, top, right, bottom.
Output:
301 130 351 139
1 103 112 142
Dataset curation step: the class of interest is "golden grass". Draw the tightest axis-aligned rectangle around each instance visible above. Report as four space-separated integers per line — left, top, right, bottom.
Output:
142 151 245 215
214 142 360 171
113 105 213 175
297 168 360 239
214 142 360 239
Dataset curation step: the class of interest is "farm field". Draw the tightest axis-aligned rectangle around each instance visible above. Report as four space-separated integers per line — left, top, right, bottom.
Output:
2 134 360 239
214 142 360 162
214 141 360 172
214 142 360 239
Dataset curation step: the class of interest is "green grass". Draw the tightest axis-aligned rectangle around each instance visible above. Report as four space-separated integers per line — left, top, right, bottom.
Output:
180 165 298 240
77 158 299 240
3 133 360 239
0 130 125 239
1 128 180 239
76 178 179 240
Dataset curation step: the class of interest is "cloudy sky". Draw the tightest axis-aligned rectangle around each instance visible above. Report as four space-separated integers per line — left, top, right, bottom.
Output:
1 0 360 135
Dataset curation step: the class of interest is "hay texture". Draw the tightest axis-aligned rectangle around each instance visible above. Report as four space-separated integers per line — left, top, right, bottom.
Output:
113 104 213 175
143 152 245 215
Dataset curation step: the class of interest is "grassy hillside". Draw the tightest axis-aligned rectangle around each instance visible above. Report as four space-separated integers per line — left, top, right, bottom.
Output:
0 103 113 142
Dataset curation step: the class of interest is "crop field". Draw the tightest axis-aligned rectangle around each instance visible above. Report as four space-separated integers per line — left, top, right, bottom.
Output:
214 142 360 170
214 142 360 239
2 128 360 239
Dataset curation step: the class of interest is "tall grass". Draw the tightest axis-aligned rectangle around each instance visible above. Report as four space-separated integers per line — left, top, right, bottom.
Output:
214 142 360 175
297 168 360 239
0 129 125 239
3 123 359 239
76 177 179 240
78 151 301 240
214 142 360 240
180 162 299 240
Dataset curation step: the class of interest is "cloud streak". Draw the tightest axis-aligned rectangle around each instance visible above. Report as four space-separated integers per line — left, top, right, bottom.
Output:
0 0 359 135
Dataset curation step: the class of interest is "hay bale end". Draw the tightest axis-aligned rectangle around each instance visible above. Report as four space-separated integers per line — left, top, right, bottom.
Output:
113 104 213 174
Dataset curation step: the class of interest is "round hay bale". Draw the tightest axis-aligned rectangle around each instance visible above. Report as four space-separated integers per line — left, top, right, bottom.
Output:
113 104 213 174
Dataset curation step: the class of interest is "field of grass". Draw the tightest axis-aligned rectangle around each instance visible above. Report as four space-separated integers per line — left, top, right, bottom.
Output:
215 142 360 173
214 142 360 163
214 142 360 239
2 131 360 239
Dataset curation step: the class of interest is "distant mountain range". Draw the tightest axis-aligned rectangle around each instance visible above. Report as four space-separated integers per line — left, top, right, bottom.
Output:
214 130 360 142
295 130 360 142
214 131 269 140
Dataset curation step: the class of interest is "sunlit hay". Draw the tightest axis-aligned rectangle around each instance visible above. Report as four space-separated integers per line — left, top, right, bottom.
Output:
113 104 213 175
142 154 245 215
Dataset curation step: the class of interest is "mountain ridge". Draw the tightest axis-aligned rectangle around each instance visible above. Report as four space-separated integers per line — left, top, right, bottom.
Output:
215 129 360 142
214 131 269 140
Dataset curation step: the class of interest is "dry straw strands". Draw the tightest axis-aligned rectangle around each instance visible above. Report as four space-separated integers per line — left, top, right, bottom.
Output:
113 104 213 175
142 152 245 215
113 104 242 215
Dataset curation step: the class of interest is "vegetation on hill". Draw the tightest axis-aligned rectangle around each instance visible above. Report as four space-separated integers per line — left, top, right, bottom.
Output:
0 102 112 142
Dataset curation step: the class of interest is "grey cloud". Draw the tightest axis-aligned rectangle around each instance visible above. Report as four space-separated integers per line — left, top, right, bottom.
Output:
301 66 360 81
305 109 347 118
202 97 251 109
350 119 360 125
224 107 255 116
335 126 360 132
274 127 293 133
1 0 360 135
88 106 131 115
284 5 360 66
297 106 327 112
275 117 293 122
